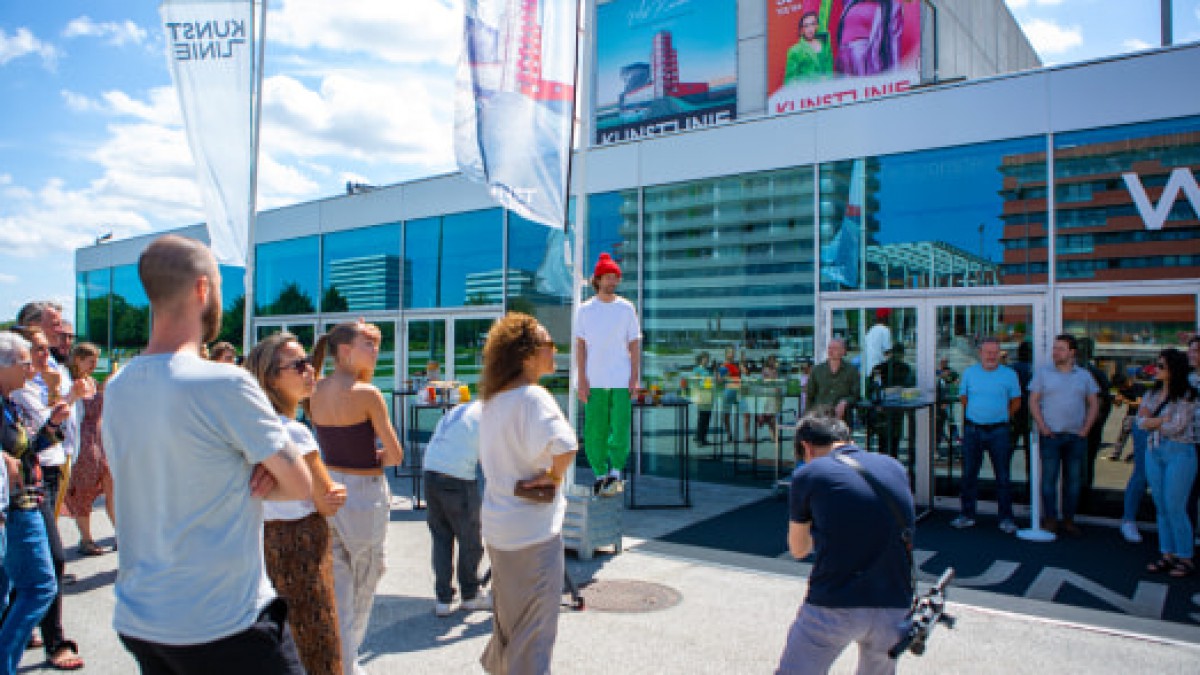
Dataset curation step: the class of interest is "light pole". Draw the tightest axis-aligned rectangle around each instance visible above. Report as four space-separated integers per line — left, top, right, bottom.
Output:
94 232 113 246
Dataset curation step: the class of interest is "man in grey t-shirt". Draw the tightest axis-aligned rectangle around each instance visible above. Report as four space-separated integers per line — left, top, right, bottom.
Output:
102 235 312 674
1028 334 1099 538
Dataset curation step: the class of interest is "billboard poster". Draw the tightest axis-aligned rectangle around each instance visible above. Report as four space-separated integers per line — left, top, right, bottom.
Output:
594 0 738 146
767 0 921 115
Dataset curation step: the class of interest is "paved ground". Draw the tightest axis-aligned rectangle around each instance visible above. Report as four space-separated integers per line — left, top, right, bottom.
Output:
24 475 1200 674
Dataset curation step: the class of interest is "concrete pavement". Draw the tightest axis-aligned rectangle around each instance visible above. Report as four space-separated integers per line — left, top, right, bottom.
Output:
25 475 1200 674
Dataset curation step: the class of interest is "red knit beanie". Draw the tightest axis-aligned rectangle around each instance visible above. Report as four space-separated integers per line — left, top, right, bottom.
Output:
593 253 621 279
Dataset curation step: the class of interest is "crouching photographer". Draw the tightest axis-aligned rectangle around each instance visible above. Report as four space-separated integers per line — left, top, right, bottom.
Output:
777 413 916 675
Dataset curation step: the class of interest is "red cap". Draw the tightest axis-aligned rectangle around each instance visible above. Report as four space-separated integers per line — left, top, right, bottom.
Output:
593 253 621 279
875 308 892 321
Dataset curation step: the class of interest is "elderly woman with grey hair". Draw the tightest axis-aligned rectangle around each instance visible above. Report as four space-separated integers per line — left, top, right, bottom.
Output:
0 331 68 673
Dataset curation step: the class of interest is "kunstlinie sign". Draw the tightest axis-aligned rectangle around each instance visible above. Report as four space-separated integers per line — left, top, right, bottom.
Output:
165 19 248 61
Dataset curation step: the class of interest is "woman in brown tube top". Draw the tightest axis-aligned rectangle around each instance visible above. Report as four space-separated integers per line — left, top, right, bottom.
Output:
308 320 403 675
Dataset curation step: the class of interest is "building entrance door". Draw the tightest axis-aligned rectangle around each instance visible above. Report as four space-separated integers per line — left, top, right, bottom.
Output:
821 294 1046 518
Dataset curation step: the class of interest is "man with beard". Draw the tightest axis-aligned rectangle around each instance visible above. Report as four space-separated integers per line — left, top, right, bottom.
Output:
102 235 313 674
574 253 641 497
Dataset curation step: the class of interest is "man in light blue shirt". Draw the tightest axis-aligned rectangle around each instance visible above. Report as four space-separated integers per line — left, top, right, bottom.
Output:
422 400 490 616
952 338 1023 533
102 236 312 674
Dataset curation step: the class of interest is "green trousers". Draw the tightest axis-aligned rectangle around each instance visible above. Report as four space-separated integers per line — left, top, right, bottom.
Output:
584 388 631 476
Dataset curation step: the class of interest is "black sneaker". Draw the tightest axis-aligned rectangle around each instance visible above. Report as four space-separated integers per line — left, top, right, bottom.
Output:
593 478 606 496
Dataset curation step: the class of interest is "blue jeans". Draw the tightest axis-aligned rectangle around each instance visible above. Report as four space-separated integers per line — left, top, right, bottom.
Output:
1122 426 1150 522
0 508 57 674
1040 433 1086 521
1144 438 1197 559
960 423 1013 520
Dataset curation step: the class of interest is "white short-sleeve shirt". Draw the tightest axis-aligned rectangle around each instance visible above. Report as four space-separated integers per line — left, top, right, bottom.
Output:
102 353 288 645
479 386 577 551
573 296 641 389
263 416 319 522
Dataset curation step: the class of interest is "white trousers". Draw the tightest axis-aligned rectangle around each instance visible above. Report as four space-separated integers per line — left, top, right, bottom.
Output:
328 471 390 675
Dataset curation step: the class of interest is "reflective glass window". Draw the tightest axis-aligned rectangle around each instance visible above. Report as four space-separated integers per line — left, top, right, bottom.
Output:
255 237 319 316
404 217 440 309
507 212 573 393
322 224 401 312
76 269 110 354
442 209 503 308
111 264 150 356
586 191 639 300
1054 116 1200 282
217 265 246 347
819 137 1048 291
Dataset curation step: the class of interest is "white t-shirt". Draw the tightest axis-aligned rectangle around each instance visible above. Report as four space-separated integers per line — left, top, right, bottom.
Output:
573 296 641 389
102 353 287 645
13 361 74 467
863 323 893 376
480 386 576 551
263 416 319 522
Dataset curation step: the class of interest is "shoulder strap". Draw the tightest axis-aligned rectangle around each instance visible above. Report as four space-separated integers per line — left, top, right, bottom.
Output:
834 449 916 593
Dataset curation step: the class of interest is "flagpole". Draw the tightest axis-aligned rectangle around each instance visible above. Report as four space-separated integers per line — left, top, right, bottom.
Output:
242 0 268 352
566 0 590 486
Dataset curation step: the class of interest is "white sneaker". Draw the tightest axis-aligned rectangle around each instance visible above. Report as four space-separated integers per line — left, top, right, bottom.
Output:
462 593 493 612
998 519 1018 534
1120 521 1142 543
434 601 456 617
949 515 975 529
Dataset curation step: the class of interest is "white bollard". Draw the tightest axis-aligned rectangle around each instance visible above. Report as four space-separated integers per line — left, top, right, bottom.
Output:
1018 431 1056 542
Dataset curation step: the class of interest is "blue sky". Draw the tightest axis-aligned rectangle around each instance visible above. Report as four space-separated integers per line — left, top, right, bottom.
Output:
1 0 1198 325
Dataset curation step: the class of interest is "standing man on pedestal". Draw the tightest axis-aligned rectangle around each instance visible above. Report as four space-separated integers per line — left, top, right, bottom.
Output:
575 253 642 497
951 337 1022 534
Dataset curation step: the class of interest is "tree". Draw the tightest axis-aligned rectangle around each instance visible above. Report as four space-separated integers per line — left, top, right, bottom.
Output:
220 294 245 348
261 283 315 315
321 286 350 313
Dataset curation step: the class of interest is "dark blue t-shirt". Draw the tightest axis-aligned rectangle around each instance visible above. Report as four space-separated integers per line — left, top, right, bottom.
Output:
789 444 914 608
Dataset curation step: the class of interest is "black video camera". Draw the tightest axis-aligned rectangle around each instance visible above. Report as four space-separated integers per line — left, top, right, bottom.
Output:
889 567 956 658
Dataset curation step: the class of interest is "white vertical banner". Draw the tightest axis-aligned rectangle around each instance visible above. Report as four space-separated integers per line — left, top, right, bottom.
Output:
161 0 261 266
455 0 579 229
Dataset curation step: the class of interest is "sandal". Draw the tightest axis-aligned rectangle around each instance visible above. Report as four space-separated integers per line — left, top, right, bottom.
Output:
47 640 83 671
79 540 106 556
27 633 43 649
1170 559 1196 578
1146 556 1176 573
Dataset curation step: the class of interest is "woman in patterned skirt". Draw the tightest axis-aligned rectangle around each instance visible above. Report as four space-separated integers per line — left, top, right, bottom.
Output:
61 343 110 556
245 332 347 674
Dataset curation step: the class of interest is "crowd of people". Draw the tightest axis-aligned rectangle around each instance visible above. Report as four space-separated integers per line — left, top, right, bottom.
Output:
1 234 1196 675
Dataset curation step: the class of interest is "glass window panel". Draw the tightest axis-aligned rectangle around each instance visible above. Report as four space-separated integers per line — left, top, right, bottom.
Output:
256 324 279 343
217 265 246 348
586 191 639 301
639 168 816 482
819 137 1047 291
406 320 447 384
288 324 316 352
453 318 493 395
507 213 573 393
1061 294 1198 519
404 218 440 309
76 269 110 356
111 264 150 357
1054 116 1200 282
255 236 319 316
322 224 401 312
441 209 503 308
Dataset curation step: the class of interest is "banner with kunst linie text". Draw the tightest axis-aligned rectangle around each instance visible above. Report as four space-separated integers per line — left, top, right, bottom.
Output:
160 0 257 265
767 0 921 116
455 0 578 230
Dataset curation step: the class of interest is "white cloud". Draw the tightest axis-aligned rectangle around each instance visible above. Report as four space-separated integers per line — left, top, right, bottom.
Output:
1121 38 1153 52
62 16 147 47
0 174 10 186
0 27 59 68
1022 18 1083 56
269 0 461 65
261 72 455 170
0 273 17 284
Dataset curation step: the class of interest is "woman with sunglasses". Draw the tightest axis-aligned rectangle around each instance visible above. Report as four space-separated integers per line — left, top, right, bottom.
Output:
478 313 576 675
245 332 347 674
1140 348 1198 578
308 321 403 675
60 342 109 557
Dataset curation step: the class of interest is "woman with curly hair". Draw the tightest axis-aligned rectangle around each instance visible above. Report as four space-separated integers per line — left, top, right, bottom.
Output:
61 342 111 557
478 313 577 675
245 332 347 674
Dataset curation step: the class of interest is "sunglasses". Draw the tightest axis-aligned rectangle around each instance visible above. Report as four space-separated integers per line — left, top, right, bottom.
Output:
279 357 313 374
